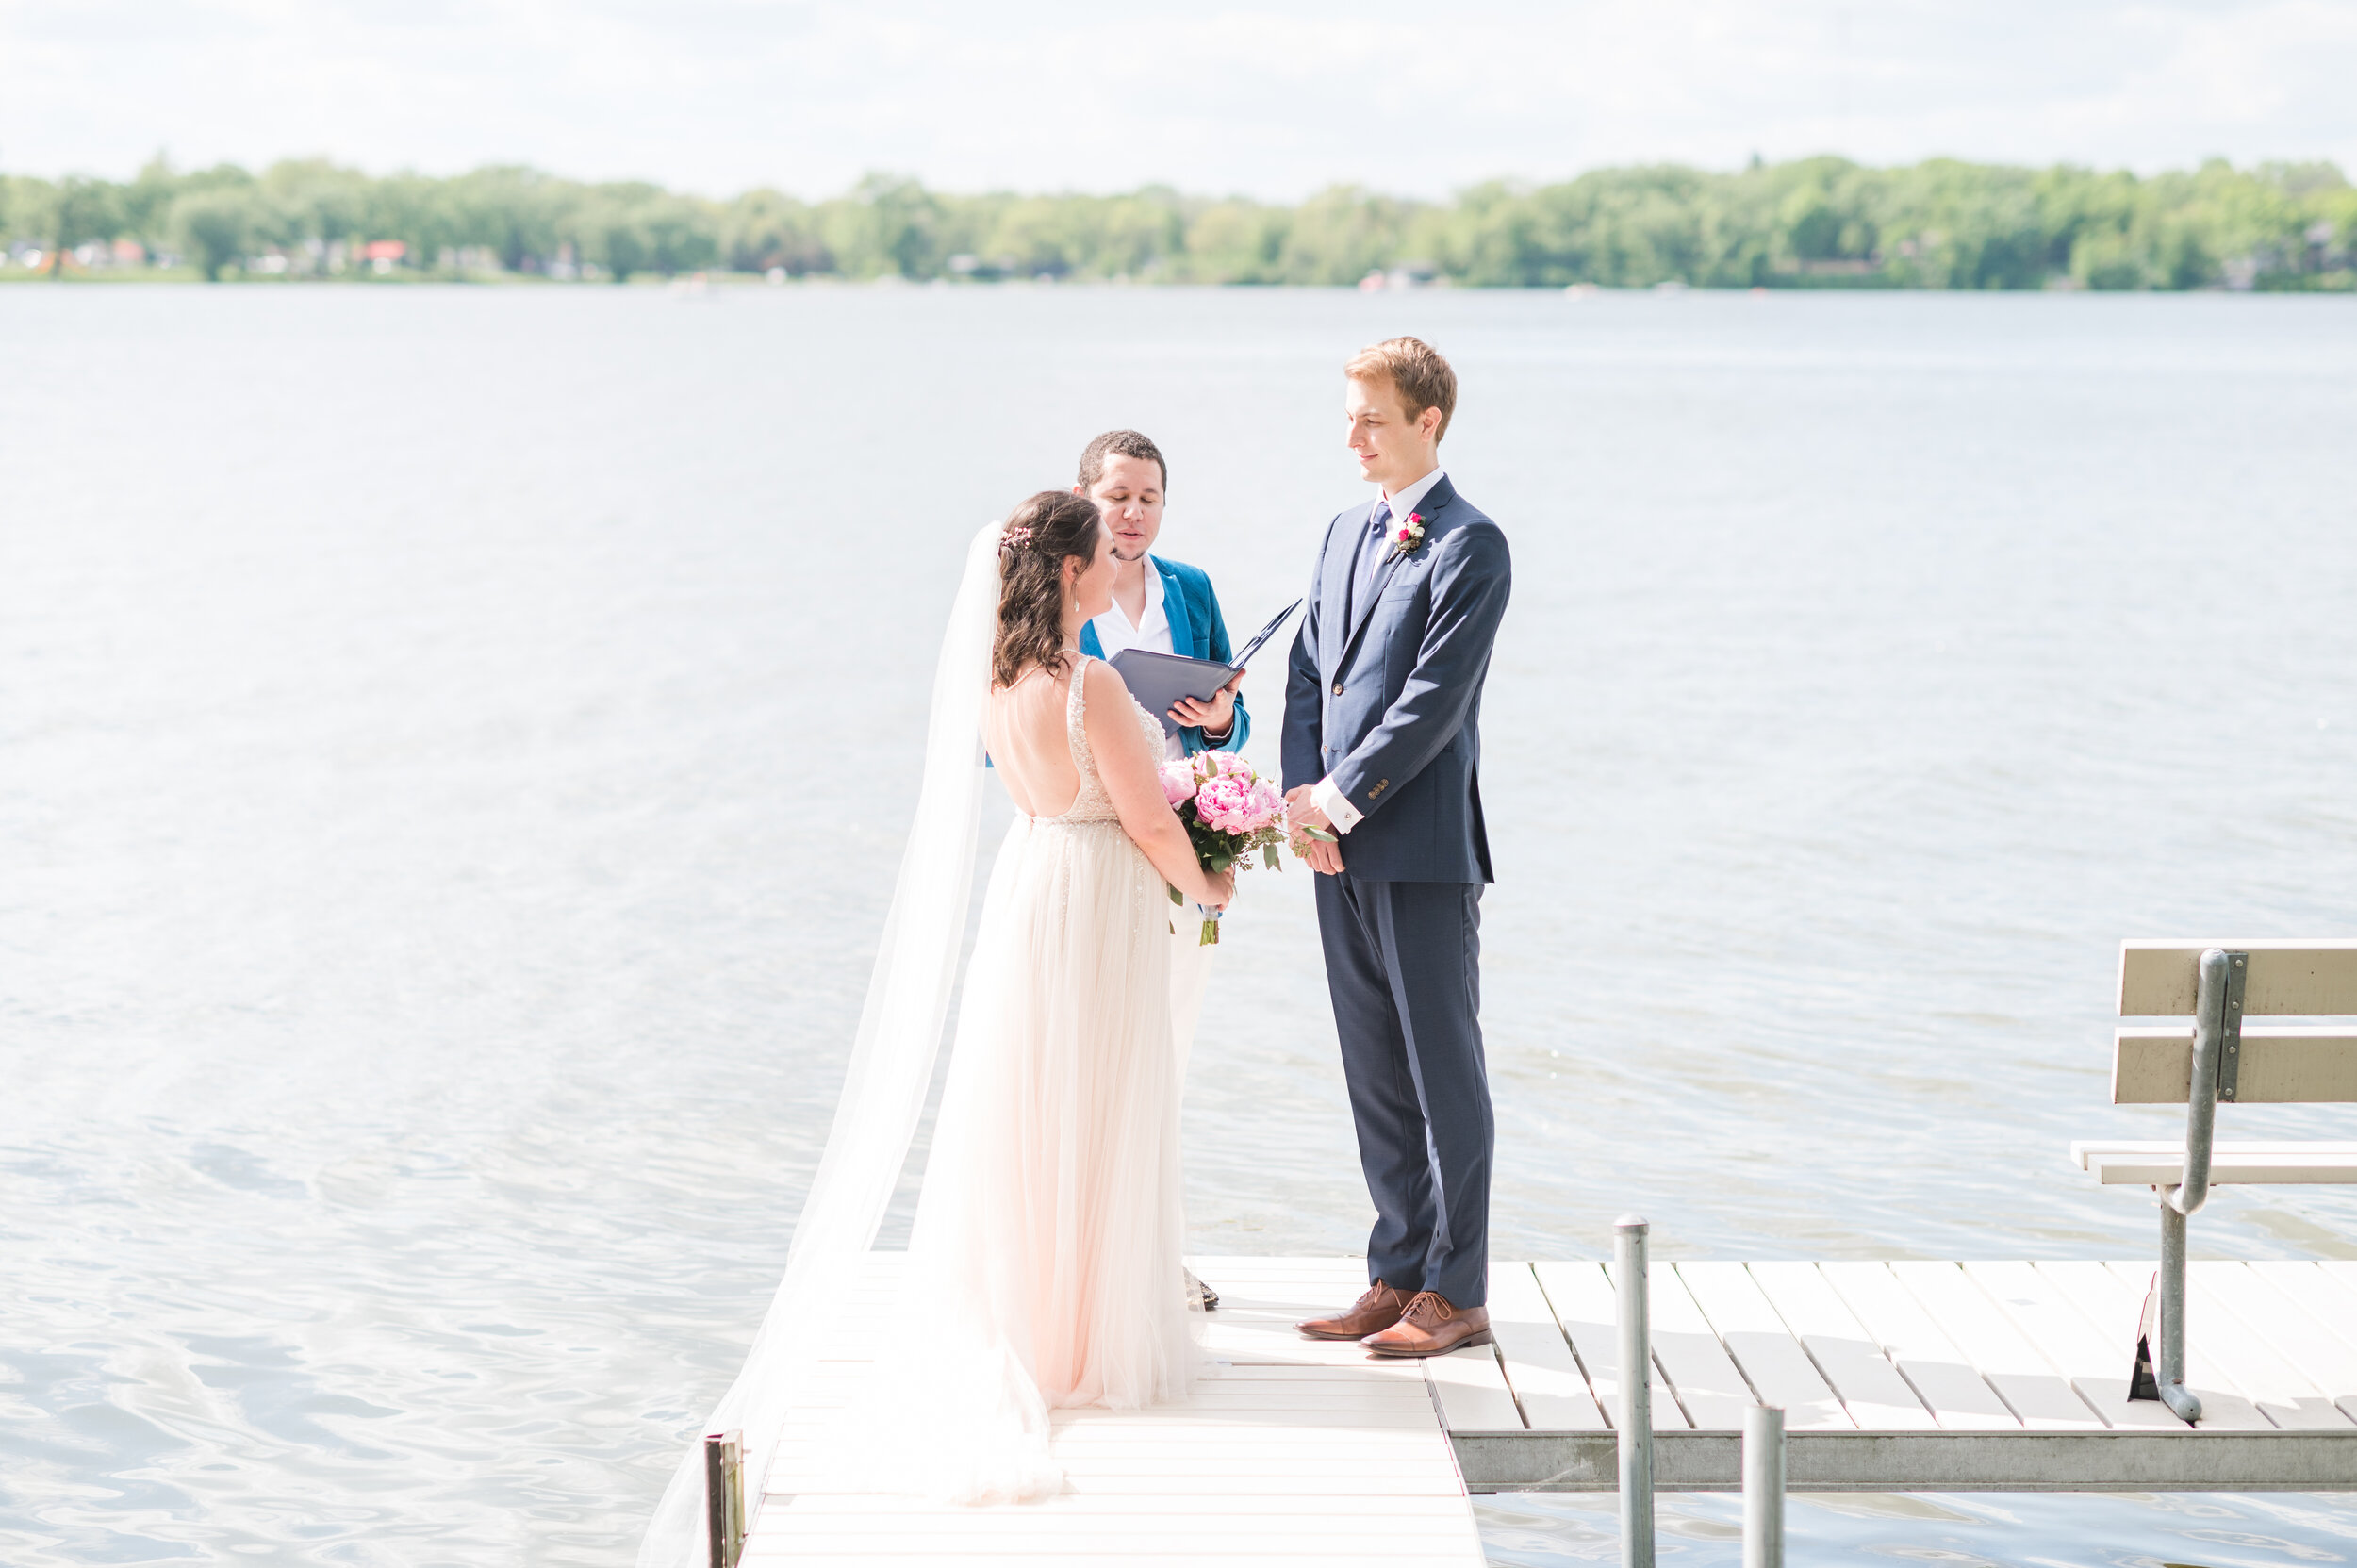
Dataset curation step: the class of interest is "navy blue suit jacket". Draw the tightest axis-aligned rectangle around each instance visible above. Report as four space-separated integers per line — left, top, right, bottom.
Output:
1281 476 1510 883
1079 553 1252 757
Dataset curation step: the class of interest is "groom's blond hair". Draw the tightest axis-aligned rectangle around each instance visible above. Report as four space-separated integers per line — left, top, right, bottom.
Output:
1345 337 1457 441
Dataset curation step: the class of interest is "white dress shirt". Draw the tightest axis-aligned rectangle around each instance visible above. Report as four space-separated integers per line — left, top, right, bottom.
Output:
1310 468 1446 834
1089 562 1187 760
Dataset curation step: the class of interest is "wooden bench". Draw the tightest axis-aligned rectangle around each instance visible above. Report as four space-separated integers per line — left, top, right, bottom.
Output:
2072 940 2357 1423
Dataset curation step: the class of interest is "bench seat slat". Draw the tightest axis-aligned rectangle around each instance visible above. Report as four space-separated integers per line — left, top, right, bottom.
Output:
2112 1026 2357 1104
2070 1140 2357 1186
2118 940 2357 1016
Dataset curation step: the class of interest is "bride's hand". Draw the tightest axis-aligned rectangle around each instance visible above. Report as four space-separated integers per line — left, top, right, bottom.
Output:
1202 867 1236 913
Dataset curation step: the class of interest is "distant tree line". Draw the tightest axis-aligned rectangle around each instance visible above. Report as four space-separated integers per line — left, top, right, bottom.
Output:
4 155 2353 289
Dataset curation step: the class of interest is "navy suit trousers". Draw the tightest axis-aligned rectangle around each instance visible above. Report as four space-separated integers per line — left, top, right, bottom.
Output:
1314 872 1492 1308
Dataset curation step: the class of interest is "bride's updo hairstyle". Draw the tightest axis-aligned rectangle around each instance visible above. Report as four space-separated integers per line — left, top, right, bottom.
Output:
994 490 1104 687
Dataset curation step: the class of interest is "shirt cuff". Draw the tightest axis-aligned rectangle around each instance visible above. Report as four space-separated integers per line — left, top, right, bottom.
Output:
1310 776 1364 835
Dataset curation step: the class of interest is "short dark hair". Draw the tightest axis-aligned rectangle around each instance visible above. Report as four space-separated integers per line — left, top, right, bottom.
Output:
1077 429 1167 491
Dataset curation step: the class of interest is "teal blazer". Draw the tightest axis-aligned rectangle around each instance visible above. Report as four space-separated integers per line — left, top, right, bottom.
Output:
1079 554 1252 756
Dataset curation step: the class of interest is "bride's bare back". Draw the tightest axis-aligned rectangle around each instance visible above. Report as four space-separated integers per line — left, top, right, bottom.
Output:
981 656 1232 910
983 662 1092 818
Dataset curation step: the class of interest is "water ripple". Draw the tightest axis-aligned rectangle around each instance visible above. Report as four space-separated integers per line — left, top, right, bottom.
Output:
3 285 2354 1563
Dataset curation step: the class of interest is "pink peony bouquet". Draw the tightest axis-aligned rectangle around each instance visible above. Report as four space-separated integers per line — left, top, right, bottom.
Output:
1157 751 1290 945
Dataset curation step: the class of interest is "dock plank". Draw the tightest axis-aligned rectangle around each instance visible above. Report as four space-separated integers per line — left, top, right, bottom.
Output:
1531 1260 1683 1428
1600 1260 1754 1428
1891 1260 2103 1429
2206 1264 2357 1427
1816 1261 2019 1429
754 1546 1480 1556
1963 1262 2180 1429
1674 1262 1851 1430
752 1254 1488 1566
770 1437 1453 1465
2246 1263 2357 1423
1487 1263 1607 1431
2095 1260 2289 1430
1745 1262 1937 1430
1197 1272 1395 1369
750 1545 1481 1568
2036 1262 2272 1430
763 1530 1477 1551
2181 1263 2354 1429
771 1494 1478 1517
1423 1341 1525 1433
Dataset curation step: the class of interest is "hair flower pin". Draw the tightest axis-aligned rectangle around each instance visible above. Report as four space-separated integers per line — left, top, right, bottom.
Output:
1385 511 1427 562
1001 524 1036 549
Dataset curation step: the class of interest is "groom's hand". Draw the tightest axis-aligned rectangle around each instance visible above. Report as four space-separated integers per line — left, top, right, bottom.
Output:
1285 786 1343 874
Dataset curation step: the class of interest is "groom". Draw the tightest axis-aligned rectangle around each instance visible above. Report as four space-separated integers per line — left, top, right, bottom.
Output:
1283 338 1511 1358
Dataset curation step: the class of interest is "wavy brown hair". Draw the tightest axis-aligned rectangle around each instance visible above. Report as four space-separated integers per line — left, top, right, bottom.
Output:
993 490 1105 688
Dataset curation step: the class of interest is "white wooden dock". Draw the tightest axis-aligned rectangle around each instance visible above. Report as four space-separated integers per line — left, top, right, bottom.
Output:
753 1255 1487 1566
1455 1256 2357 1492
749 1252 2357 1564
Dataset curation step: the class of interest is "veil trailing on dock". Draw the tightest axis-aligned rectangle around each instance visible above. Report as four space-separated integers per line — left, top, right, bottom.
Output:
635 520 1004 1567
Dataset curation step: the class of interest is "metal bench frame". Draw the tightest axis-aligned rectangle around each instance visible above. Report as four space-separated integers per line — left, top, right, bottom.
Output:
2137 947 2243 1422
2085 941 2357 1425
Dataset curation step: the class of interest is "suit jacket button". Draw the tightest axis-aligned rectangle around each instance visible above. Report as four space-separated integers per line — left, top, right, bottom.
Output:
1331 682 1343 695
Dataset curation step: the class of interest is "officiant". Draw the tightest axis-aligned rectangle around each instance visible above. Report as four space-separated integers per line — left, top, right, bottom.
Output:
1072 429 1250 760
1072 428 1244 1314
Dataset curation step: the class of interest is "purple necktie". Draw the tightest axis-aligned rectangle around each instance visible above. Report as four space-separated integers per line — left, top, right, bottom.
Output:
1357 499 1392 619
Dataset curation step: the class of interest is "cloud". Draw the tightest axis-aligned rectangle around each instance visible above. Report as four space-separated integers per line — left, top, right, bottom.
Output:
0 0 2349 195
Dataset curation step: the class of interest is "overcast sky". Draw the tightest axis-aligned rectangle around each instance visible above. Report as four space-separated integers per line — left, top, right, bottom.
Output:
3 1 2352 198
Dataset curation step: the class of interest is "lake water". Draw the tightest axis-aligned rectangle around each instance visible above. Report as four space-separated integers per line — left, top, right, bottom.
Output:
3 282 2355 1565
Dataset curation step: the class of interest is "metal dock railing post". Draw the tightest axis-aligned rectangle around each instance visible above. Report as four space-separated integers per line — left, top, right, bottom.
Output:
1615 1215 1655 1568
1743 1404 1786 1568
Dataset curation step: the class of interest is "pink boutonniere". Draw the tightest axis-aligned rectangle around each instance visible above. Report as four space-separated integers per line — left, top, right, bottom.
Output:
1384 511 1427 563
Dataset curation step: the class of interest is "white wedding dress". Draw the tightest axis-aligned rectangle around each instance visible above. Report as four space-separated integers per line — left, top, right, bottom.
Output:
864 654 1196 1501
637 527 1196 1563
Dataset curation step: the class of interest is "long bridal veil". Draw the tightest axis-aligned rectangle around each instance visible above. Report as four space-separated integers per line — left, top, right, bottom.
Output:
635 520 1003 1568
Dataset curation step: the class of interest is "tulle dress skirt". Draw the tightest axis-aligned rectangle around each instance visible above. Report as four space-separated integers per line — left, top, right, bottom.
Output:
854 797 1197 1503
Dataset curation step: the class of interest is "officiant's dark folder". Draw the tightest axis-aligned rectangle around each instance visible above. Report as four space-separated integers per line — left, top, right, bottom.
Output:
1109 598 1301 736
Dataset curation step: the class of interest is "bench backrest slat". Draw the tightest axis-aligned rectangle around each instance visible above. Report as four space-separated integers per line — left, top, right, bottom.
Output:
2118 940 2357 1016
2113 1027 2357 1104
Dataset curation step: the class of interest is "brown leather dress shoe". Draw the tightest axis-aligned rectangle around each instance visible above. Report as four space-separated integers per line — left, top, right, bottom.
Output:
1296 1279 1411 1340
1360 1291 1492 1358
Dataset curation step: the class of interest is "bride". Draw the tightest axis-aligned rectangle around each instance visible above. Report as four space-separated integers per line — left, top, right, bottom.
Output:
638 492 1234 1560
